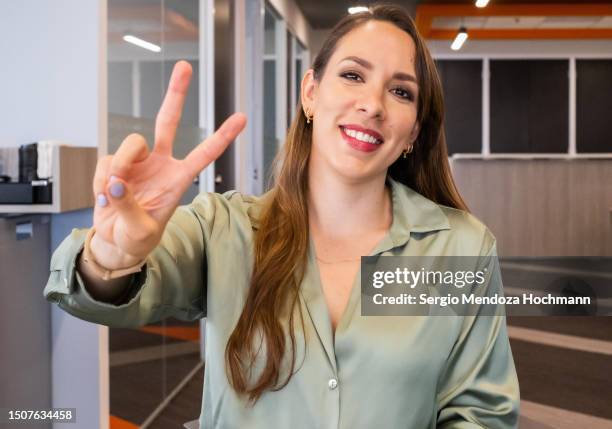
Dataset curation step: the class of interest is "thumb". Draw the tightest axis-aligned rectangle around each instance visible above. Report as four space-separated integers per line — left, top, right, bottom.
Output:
106 176 158 245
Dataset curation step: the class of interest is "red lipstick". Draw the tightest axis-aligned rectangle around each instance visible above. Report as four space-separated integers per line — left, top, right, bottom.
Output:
339 125 384 153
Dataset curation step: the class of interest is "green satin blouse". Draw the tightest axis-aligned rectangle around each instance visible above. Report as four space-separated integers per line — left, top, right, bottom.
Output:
44 176 520 428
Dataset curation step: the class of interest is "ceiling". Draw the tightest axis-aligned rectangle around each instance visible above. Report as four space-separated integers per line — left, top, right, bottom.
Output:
294 0 612 29
108 0 199 45
432 15 612 30
293 0 418 29
106 0 612 45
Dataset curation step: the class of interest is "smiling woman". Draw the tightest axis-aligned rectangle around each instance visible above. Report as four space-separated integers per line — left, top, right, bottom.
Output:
44 3 519 429
305 19 423 182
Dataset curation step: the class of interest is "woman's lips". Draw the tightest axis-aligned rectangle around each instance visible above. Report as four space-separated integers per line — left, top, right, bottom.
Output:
339 126 383 153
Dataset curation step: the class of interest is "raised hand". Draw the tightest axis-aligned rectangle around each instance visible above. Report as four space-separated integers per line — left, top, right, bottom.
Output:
91 61 246 269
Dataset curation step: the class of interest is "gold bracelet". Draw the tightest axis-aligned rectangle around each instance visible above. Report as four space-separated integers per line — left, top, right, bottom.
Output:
82 228 146 281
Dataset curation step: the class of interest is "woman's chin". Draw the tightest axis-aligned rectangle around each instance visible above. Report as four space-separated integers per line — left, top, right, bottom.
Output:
331 160 385 183
310 148 386 183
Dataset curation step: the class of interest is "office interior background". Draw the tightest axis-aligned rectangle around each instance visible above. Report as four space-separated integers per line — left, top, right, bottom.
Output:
1 0 611 428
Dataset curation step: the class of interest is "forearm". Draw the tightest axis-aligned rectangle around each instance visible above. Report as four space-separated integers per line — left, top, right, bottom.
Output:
45 198 213 326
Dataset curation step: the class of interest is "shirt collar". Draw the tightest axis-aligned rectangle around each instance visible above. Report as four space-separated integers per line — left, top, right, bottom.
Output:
385 175 451 249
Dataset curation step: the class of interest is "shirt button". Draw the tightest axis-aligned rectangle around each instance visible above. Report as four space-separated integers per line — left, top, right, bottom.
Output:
328 378 338 390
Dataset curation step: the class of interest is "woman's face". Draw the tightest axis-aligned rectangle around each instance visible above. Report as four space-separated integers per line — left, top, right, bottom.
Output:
302 20 420 182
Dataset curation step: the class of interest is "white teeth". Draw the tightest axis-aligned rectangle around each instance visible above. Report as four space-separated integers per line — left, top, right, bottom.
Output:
342 127 382 144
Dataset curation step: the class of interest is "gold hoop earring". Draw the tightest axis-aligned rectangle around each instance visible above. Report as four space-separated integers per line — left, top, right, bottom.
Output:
402 145 413 158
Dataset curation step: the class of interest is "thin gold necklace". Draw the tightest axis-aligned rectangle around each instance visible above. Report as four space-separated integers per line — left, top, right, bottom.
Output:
315 255 362 264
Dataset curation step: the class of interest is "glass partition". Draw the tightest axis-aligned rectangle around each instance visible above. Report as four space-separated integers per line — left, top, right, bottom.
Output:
107 1 204 426
263 5 281 190
292 36 307 120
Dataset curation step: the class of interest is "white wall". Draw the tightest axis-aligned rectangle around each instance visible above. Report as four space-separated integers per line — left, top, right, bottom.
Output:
0 0 106 149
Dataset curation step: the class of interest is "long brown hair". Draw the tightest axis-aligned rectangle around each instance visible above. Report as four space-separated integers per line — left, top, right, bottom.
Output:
225 3 468 405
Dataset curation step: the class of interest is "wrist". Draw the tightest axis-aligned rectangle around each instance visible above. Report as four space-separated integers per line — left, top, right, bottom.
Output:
83 229 146 280
89 230 144 269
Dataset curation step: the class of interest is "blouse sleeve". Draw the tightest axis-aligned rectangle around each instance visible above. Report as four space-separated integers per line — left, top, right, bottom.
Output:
42 191 255 328
435 241 520 428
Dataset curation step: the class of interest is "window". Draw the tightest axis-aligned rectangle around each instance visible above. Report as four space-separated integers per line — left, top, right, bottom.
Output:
490 60 568 153
436 60 482 155
576 59 612 153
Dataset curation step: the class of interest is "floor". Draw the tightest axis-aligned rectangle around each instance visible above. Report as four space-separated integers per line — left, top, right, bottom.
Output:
109 319 203 428
509 316 612 428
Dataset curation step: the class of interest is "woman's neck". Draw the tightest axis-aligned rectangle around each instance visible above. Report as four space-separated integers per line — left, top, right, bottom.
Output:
307 165 392 239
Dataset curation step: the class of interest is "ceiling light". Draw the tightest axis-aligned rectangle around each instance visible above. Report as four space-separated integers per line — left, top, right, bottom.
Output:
475 0 490 7
348 6 369 14
123 35 161 53
451 27 468 51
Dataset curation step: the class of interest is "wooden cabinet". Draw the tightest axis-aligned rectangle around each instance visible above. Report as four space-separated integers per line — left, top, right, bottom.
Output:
451 158 612 256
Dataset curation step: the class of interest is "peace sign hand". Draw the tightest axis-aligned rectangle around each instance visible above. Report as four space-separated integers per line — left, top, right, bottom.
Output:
90 61 246 270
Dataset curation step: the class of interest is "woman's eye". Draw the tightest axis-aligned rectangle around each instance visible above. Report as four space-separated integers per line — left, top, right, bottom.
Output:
341 72 415 102
340 72 362 82
393 87 415 101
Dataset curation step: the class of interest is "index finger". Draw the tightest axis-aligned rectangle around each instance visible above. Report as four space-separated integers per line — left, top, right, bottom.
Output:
153 60 193 156
183 113 247 178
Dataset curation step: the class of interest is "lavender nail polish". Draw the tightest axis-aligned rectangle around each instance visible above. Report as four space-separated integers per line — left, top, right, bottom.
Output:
110 182 125 198
97 194 108 207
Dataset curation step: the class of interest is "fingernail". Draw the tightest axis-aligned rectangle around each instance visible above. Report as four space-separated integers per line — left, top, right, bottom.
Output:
97 194 108 207
110 182 125 199
110 175 118 182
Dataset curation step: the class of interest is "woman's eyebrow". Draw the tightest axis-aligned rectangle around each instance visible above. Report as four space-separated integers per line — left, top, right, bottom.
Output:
339 55 418 84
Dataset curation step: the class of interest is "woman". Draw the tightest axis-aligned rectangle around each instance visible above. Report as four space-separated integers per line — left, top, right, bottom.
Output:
44 4 519 428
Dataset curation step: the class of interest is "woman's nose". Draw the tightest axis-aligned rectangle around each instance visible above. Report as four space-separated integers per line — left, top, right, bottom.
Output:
356 87 386 120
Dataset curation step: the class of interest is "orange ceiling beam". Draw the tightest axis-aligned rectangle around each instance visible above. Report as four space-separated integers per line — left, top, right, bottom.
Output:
416 3 612 40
